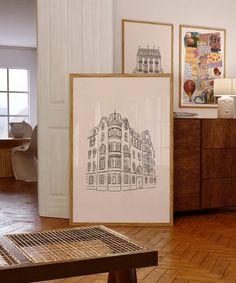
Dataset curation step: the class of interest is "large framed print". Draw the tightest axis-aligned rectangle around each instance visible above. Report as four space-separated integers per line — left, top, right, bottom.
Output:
70 74 173 225
122 19 173 74
180 25 226 107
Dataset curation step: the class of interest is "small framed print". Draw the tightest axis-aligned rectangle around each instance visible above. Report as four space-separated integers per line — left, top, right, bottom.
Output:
70 74 173 226
122 19 173 75
179 25 226 107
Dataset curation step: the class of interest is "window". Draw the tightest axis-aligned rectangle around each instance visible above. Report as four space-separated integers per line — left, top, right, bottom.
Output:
89 175 94 185
138 152 141 161
99 174 104 184
88 150 91 159
89 137 96 147
108 157 121 168
117 174 121 184
145 177 148 184
123 157 130 172
132 175 136 184
87 162 91 172
92 161 96 171
124 132 128 142
99 144 106 155
99 157 105 170
132 162 136 172
101 132 104 141
93 148 97 158
112 174 116 184
0 68 29 138
108 127 121 138
132 150 135 159
124 174 129 184
109 142 121 152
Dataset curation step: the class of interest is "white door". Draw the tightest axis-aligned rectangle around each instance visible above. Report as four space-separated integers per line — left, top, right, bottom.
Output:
37 0 113 218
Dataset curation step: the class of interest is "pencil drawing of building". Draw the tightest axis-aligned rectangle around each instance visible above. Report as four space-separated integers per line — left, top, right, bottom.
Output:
86 111 156 191
134 45 163 73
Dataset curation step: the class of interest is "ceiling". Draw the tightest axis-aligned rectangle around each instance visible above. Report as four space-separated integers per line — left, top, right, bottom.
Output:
0 0 36 48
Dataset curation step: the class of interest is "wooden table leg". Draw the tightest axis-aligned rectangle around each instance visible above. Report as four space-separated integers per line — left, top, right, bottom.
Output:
108 269 137 283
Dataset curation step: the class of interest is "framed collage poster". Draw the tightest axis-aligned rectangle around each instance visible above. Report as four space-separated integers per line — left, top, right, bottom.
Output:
179 25 226 107
122 19 173 74
70 74 173 225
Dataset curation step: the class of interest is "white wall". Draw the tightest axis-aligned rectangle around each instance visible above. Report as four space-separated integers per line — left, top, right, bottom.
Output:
0 0 36 47
113 0 236 118
0 46 37 126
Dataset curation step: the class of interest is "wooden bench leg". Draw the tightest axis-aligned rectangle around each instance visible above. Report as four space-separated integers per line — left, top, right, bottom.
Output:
108 269 137 283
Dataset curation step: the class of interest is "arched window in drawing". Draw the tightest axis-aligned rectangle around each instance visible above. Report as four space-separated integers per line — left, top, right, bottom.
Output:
99 144 106 155
101 132 105 142
101 122 105 130
124 132 128 142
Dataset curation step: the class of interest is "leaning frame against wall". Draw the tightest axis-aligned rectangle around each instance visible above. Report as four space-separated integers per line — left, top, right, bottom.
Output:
179 25 226 108
70 74 173 226
122 19 173 74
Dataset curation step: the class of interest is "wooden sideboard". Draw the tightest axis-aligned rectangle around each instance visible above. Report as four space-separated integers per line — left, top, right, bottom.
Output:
0 138 29 177
174 118 236 212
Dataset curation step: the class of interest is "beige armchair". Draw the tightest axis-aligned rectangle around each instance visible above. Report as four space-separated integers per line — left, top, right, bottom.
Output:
11 126 38 182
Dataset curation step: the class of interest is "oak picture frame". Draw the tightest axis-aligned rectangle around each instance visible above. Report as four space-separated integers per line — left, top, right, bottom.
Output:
70 74 173 226
122 19 173 75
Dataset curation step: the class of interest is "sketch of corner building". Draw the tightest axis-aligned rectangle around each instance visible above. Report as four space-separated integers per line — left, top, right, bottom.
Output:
133 45 163 74
86 111 157 191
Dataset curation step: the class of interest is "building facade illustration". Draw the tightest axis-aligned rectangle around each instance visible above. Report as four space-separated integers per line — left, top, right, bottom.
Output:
134 45 163 73
86 111 156 191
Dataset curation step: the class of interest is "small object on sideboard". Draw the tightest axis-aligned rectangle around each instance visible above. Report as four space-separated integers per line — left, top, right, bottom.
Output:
174 112 198 118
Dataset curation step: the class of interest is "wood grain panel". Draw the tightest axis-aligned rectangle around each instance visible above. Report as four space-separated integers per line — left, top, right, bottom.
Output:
201 178 236 208
202 119 236 148
174 119 201 211
202 149 236 179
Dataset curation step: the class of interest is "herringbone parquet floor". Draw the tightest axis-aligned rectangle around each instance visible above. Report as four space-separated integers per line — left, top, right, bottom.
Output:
1 178 236 283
